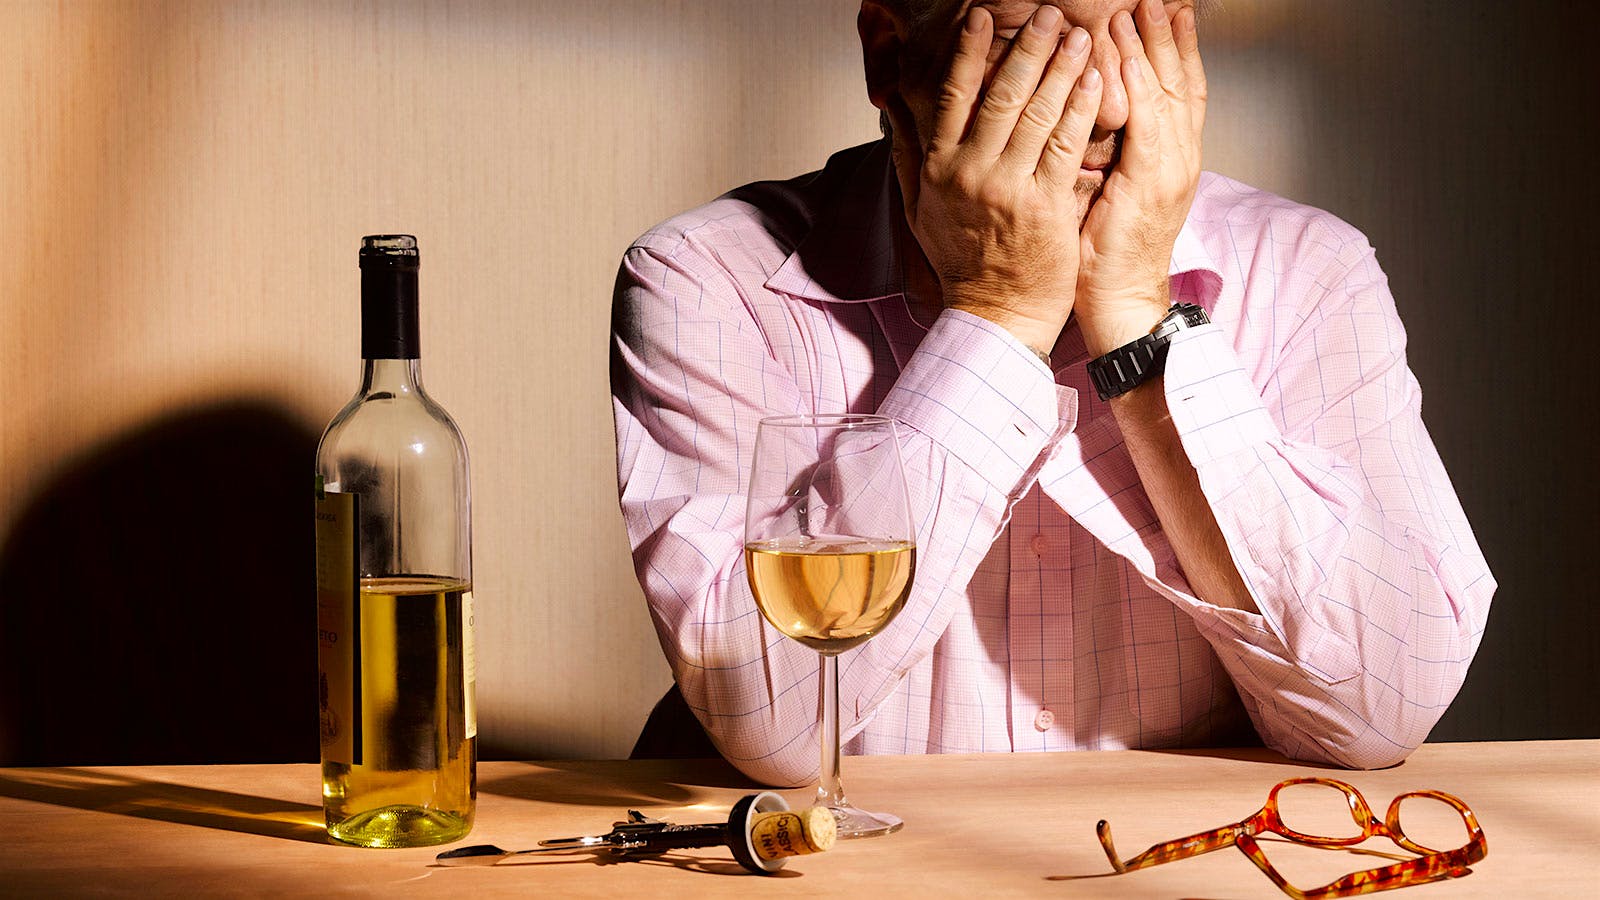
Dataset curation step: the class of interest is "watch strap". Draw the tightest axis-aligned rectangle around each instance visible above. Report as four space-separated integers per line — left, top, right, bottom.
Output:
1086 303 1209 401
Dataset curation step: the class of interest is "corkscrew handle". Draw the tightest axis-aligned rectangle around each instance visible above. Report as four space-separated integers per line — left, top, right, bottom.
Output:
614 823 729 853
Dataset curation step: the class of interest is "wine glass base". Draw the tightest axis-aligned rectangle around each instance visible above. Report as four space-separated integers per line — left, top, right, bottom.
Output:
826 805 903 839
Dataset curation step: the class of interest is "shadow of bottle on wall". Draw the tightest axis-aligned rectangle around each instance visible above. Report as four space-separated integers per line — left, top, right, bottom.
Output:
0 401 320 766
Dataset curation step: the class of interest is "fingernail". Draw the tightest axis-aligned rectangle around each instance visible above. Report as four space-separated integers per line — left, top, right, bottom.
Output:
1081 66 1102 90
1031 4 1063 33
1066 28 1090 56
1148 0 1169 24
965 7 985 33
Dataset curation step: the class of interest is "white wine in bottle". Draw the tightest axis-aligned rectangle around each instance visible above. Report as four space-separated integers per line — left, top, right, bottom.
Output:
314 234 476 848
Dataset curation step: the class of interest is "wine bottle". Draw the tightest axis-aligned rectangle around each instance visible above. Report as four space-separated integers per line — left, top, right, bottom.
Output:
314 234 476 848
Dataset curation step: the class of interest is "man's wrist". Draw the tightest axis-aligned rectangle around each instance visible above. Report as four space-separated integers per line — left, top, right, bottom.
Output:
1084 289 1210 402
1105 372 1168 409
943 298 1064 367
1077 282 1172 358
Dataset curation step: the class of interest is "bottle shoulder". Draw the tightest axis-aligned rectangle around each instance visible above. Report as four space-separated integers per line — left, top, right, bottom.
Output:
316 389 469 471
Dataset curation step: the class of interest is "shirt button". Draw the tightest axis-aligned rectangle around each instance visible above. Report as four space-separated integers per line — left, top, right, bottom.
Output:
1030 534 1050 556
1033 709 1056 732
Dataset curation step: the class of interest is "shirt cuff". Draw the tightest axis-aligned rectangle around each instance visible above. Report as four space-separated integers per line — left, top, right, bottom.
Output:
1162 324 1280 466
880 309 1077 494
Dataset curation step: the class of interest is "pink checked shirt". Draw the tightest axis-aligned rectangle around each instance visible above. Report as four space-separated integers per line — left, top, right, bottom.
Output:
610 141 1494 787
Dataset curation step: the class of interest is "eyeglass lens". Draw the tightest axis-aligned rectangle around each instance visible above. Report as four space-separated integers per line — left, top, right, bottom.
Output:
1390 794 1474 853
1274 782 1366 842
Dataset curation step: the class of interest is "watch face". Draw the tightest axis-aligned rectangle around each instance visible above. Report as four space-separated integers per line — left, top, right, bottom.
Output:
1173 303 1209 326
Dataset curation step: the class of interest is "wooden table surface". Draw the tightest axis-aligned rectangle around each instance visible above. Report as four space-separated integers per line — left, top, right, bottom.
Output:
1 740 1595 898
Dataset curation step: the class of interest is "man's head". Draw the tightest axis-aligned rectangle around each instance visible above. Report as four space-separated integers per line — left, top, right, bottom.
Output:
859 1 1204 212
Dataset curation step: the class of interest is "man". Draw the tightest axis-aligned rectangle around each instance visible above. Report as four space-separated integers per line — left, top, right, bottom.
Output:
610 0 1494 787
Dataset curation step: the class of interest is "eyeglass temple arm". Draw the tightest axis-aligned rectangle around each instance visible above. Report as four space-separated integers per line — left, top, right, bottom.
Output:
1231 830 1486 900
1097 818 1245 874
1305 841 1486 898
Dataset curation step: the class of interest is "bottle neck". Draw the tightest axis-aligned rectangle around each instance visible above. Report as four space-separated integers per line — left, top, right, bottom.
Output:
359 358 424 398
360 266 421 360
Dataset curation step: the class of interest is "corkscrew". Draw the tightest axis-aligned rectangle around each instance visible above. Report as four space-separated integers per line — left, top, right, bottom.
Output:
434 792 835 875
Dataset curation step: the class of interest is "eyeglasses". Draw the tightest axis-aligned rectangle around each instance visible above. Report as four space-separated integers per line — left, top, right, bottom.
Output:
1095 777 1487 899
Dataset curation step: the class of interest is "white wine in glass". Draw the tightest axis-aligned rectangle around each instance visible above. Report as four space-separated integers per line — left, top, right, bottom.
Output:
744 414 915 839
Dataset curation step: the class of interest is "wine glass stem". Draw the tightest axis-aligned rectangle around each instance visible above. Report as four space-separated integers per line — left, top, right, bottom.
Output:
816 652 848 810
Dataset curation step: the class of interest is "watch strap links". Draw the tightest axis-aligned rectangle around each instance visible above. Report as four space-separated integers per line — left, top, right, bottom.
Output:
1086 303 1210 401
1088 336 1172 401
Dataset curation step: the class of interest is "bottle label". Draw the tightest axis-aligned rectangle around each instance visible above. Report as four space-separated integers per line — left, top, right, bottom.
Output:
462 591 477 740
315 486 361 766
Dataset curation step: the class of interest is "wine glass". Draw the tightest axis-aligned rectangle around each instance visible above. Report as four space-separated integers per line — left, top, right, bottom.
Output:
743 414 916 839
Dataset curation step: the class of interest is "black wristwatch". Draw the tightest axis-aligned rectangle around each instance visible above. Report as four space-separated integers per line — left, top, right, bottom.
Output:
1086 302 1210 401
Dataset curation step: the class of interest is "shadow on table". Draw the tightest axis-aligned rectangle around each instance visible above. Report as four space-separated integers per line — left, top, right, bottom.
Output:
479 758 761 807
0 767 327 843
1146 745 1305 765
1147 744 1410 772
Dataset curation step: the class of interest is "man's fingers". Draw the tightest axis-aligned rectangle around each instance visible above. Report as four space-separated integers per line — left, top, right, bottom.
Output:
965 4 1067 160
1110 10 1168 171
885 95 923 214
930 6 994 154
1000 27 1091 171
1132 0 1186 98
1036 66 1104 190
1172 5 1207 135
1117 51 1164 173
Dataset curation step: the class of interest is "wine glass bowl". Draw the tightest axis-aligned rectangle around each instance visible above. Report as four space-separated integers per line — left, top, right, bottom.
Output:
743 536 914 654
743 414 915 839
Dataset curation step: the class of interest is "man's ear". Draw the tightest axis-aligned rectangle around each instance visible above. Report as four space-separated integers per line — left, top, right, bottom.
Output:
858 0 910 112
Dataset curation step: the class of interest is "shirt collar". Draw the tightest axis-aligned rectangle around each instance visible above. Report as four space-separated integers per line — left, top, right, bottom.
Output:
765 139 1224 312
764 141 903 304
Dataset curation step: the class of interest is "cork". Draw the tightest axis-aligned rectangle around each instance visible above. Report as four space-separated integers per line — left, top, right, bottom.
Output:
749 807 837 861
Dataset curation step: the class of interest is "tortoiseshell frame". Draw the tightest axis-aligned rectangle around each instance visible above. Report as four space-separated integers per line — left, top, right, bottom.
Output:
1095 777 1488 899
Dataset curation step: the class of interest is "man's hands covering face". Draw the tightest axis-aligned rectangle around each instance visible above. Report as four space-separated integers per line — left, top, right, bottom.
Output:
1077 0 1205 357
886 0 1206 361
886 4 1101 357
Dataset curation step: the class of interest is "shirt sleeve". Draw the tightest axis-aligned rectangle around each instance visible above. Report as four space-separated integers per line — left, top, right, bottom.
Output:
611 237 1074 786
1145 239 1495 769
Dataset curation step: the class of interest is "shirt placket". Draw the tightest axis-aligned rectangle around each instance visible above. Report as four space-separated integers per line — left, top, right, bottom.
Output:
1007 444 1076 751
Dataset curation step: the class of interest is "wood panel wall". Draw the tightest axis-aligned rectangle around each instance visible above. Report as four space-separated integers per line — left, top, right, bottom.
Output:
2 0 1591 765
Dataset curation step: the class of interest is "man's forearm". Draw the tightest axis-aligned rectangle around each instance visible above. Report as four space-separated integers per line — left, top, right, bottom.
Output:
1110 377 1259 614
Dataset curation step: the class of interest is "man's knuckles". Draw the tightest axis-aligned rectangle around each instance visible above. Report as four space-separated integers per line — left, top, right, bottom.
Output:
980 75 1036 112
